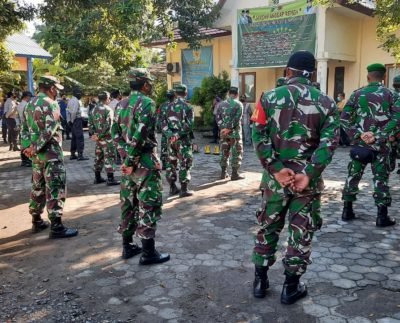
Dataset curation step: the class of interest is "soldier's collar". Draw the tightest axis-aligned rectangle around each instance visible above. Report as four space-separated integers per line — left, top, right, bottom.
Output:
286 77 312 85
367 81 382 86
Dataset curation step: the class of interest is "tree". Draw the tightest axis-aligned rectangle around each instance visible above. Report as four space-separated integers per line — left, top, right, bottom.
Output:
315 0 400 62
37 0 221 71
0 0 35 74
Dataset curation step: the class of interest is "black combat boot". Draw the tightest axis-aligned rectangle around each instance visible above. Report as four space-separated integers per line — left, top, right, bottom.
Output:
341 201 355 221
31 214 49 233
77 153 89 161
169 183 180 196
139 238 170 265
179 182 194 198
94 171 106 184
122 236 142 259
49 217 78 239
376 205 396 227
70 153 78 160
280 274 307 305
106 173 120 186
220 167 229 180
253 265 269 298
231 168 245 181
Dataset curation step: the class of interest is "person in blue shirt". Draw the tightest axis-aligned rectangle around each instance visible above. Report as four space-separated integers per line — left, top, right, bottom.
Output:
58 95 70 140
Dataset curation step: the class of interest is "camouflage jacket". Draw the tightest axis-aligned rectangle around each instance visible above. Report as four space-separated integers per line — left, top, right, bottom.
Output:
112 91 159 169
341 82 400 152
253 77 339 192
161 97 194 139
156 101 169 133
21 92 63 162
88 103 114 143
216 97 243 139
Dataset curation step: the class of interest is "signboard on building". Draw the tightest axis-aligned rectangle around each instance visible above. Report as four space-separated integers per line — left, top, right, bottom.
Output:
181 46 213 98
237 0 316 68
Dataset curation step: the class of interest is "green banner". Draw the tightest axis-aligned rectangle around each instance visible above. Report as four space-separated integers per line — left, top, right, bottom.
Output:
237 0 316 68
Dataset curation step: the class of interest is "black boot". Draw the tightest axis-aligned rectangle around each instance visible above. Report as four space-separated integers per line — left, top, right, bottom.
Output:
31 214 49 233
77 153 89 161
341 201 355 221
169 183 180 196
122 236 142 259
94 171 106 184
220 167 229 180
253 265 269 298
376 205 396 227
281 274 307 305
49 217 78 239
139 238 170 265
231 168 245 181
179 182 194 198
70 153 78 160
106 173 120 186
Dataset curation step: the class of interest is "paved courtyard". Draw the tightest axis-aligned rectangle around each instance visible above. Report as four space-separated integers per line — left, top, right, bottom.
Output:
1 133 400 323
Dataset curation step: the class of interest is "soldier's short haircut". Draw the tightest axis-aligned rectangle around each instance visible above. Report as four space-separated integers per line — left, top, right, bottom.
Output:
368 70 385 80
129 80 146 91
290 69 312 79
175 90 185 96
111 89 121 99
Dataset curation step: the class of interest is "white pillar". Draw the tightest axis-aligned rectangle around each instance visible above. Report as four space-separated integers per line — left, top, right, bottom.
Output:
230 8 240 87
316 6 328 93
317 59 328 93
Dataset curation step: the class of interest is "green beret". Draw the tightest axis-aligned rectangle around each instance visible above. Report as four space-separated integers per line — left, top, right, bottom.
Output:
127 68 154 82
367 63 386 73
174 84 187 92
276 77 286 87
393 75 400 85
38 75 64 90
229 86 239 94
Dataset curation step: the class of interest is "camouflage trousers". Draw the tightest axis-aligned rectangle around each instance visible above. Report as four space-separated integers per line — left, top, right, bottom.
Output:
160 134 168 166
252 188 322 276
220 136 243 169
94 141 115 174
166 137 193 184
118 168 163 240
342 153 391 206
29 160 66 221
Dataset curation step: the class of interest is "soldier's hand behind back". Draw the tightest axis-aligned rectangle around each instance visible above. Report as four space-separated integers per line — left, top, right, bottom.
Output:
291 174 310 193
274 168 295 188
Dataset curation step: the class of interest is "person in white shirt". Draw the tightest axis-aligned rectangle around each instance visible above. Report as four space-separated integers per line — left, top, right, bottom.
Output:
109 89 121 113
4 90 19 151
17 91 33 166
67 87 89 160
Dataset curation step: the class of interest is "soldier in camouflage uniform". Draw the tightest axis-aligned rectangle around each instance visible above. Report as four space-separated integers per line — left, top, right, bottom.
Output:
216 86 244 180
88 91 119 186
341 63 399 227
251 51 339 304
157 90 176 170
21 75 78 239
112 68 170 264
162 84 194 198
391 76 400 174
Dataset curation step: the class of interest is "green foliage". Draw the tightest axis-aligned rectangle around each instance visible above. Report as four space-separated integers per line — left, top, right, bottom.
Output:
37 0 221 71
0 0 35 73
191 71 230 127
153 81 168 108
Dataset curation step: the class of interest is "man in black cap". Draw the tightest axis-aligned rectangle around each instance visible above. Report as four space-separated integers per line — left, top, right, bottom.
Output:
251 50 339 304
216 86 244 180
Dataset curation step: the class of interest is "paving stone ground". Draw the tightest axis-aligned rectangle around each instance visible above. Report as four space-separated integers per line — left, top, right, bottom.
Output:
1 132 400 323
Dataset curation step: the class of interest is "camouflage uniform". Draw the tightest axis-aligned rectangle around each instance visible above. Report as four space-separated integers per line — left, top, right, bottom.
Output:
112 91 162 240
252 76 339 276
88 102 115 174
341 82 400 207
162 97 194 185
21 92 66 221
216 97 243 170
157 101 170 167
